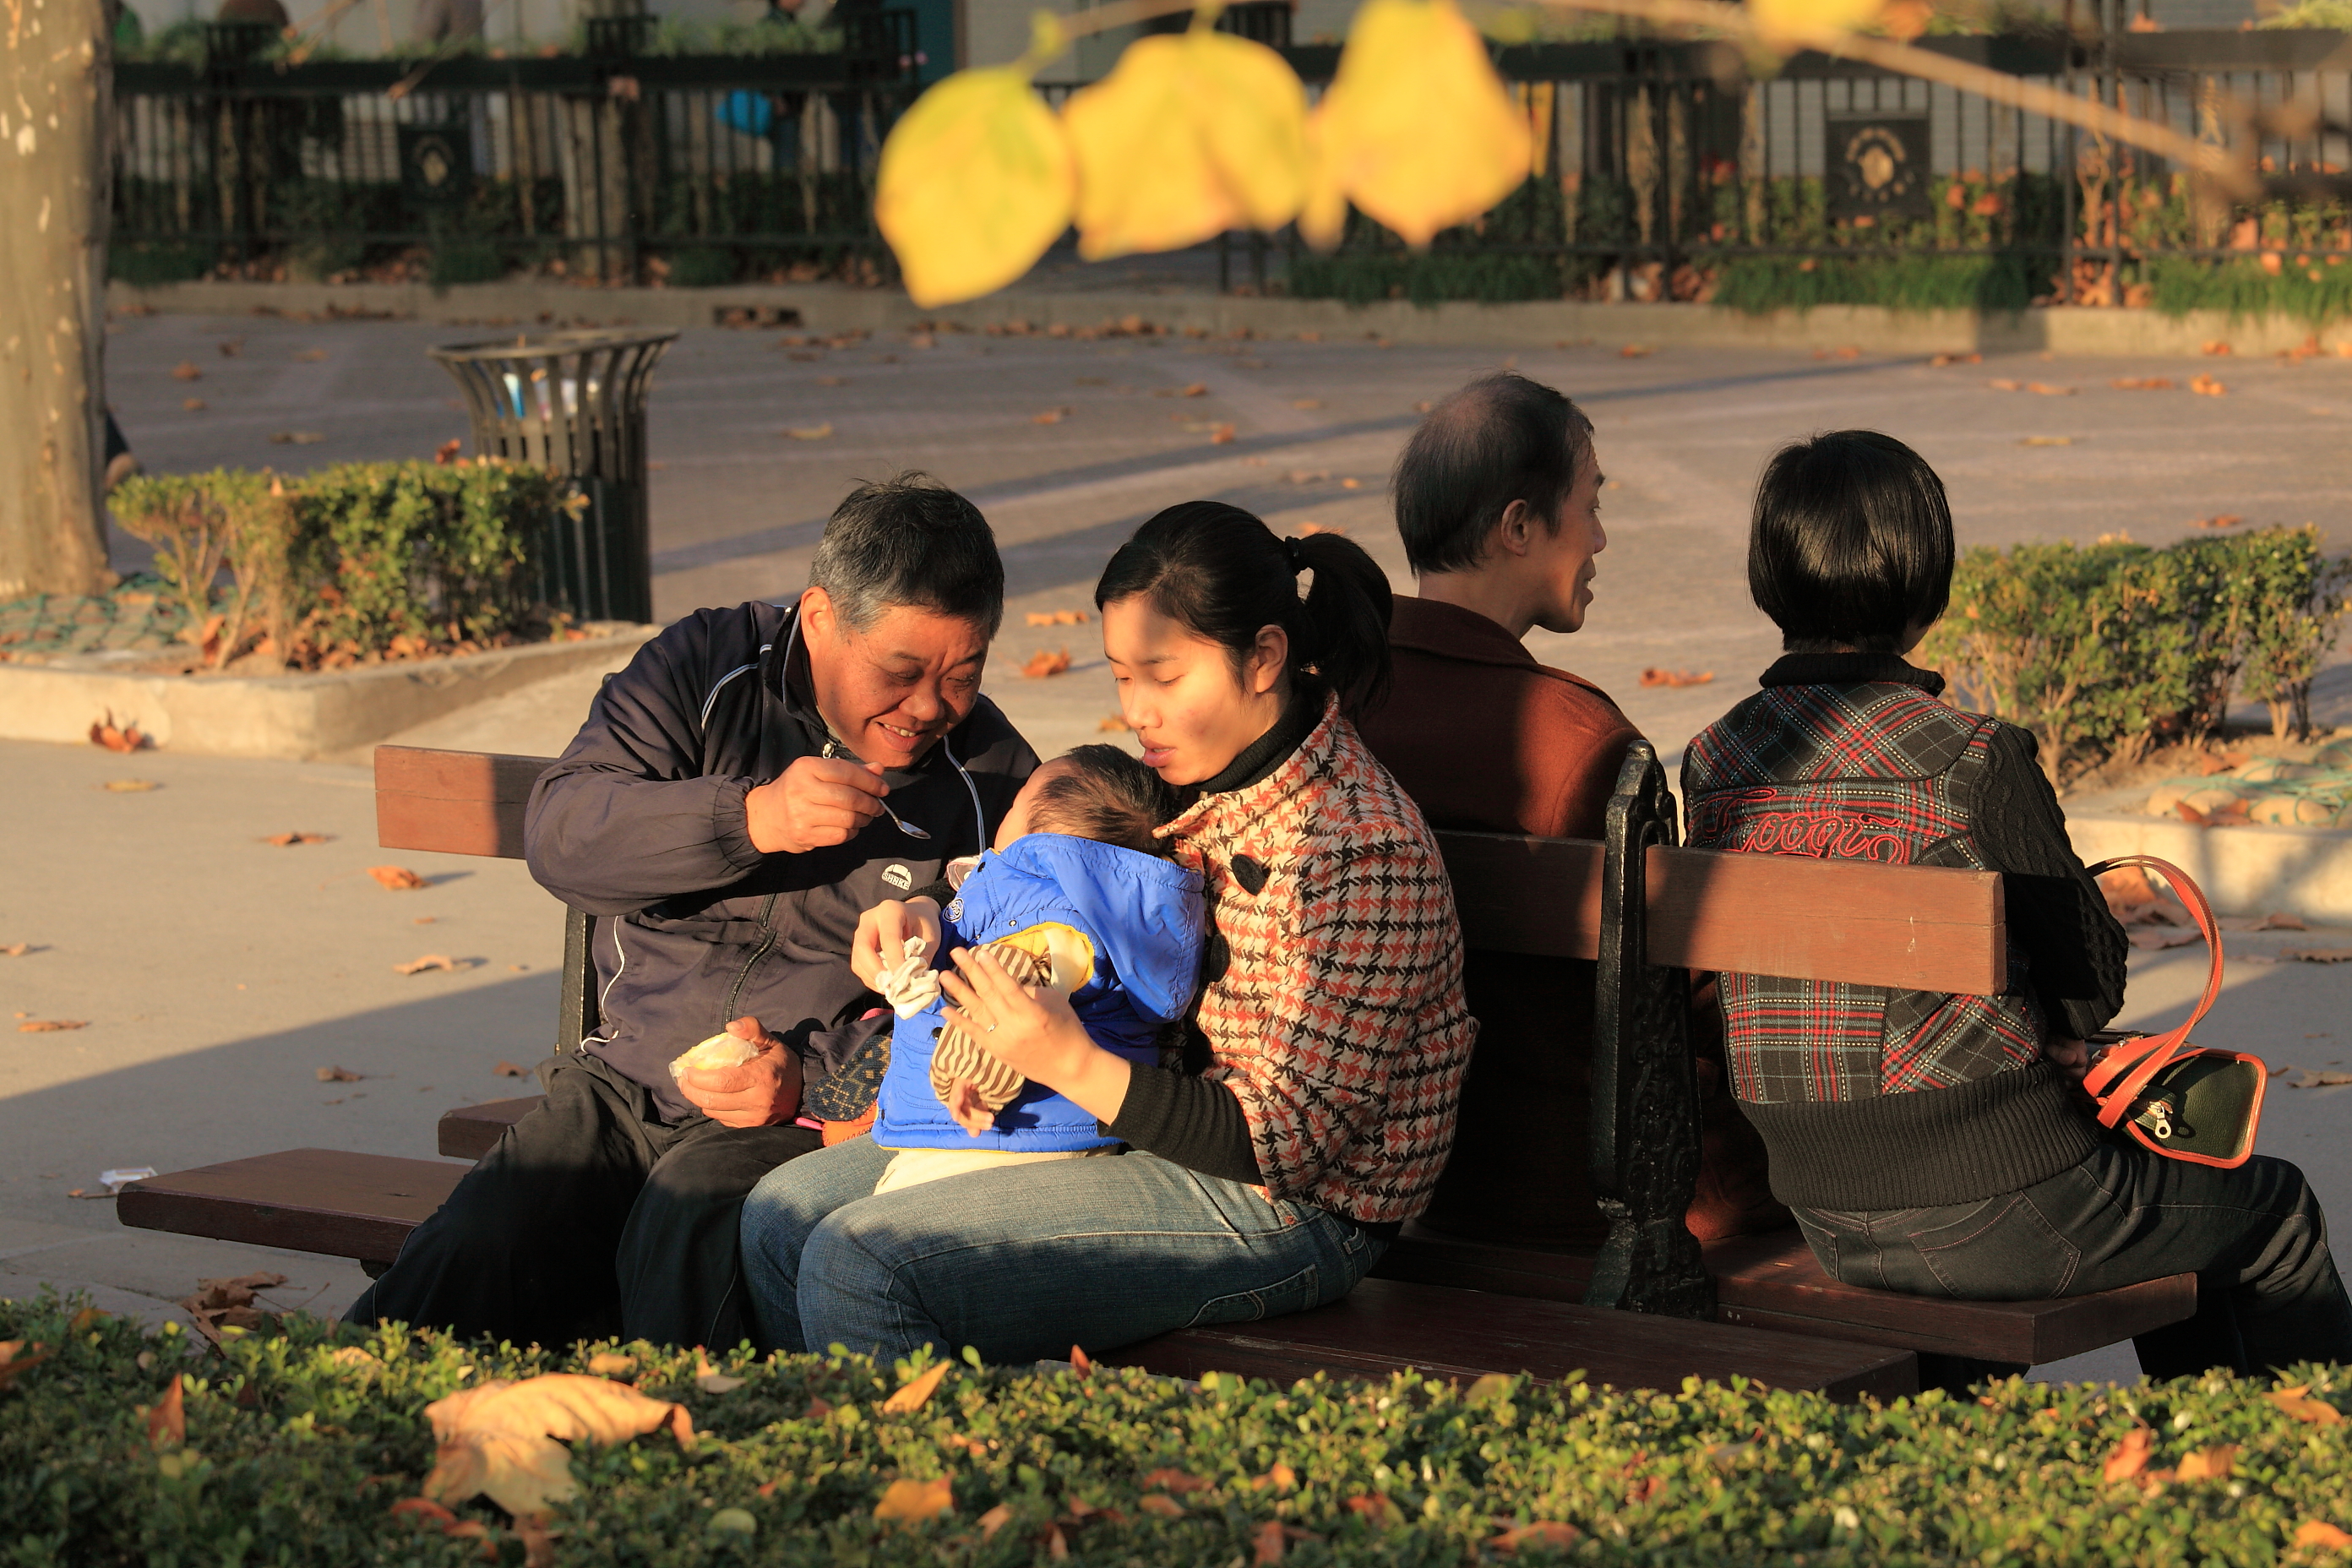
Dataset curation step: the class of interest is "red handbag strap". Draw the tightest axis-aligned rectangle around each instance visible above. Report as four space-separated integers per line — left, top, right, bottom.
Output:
2080 855 2225 1126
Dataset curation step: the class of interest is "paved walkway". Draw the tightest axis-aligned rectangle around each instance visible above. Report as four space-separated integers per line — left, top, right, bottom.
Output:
7 311 2345 1379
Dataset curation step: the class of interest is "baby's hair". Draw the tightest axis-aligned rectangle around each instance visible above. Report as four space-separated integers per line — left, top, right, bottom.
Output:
1026 744 1181 858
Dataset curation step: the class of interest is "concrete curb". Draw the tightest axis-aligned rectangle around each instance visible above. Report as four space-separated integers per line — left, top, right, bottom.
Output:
2066 811 2352 926
0 629 655 761
109 279 2352 359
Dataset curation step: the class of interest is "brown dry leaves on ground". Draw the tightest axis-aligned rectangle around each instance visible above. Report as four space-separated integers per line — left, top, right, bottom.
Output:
1032 407 1073 425
19 1019 88 1032
2191 373 2229 397
0 1340 54 1391
89 713 149 753
420 1373 695 1518
393 954 466 975
181 1271 289 1347
1639 668 1714 689
262 831 329 847
1026 609 1089 627
370 866 428 890
2113 376 2176 390
2190 514 2246 530
1021 648 1073 678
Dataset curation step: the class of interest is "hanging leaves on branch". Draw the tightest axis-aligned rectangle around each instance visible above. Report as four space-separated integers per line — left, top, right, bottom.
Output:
875 14 1078 308
1303 0 1531 248
1062 26 1308 259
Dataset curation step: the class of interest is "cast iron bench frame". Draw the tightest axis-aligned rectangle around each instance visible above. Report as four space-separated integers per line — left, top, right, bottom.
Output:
118 743 2194 1396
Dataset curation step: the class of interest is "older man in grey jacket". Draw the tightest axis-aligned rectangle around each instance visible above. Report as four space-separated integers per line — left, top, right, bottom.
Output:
351 473 1037 1350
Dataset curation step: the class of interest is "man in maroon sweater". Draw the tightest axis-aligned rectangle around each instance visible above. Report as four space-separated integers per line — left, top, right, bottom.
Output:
1358 372 1778 1246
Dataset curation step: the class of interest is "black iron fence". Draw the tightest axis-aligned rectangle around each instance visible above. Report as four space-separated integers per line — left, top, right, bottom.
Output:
112 14 2352 307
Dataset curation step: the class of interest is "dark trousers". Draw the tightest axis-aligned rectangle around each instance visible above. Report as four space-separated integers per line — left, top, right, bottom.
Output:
1795 1136 2352 1380
348 1054 820 1350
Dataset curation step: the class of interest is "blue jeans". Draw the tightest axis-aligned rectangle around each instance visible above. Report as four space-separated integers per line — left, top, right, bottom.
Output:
738 1137 1384 1363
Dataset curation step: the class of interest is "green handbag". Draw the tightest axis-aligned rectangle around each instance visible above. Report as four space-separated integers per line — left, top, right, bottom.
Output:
2083 856 2268 1168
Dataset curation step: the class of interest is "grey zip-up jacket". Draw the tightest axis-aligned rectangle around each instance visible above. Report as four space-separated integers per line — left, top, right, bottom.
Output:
524 600 1038 1122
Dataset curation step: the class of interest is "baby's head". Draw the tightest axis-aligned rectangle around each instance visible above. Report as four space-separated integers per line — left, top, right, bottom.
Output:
994 743 1181 856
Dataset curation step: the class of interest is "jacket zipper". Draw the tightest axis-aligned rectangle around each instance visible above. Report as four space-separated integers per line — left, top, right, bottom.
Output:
721 892 781 1026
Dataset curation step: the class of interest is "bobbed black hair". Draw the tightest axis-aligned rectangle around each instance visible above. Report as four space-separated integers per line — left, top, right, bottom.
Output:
1392 373 1596 575
1748 430 1954 654
1092 501 1393 718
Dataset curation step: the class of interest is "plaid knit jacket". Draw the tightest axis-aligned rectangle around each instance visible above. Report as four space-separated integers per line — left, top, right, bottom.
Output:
1161 693 1478 1226
1680 653 2126 1211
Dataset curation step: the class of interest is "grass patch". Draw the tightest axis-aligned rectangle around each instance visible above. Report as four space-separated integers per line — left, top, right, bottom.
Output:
109 241 215 287
4 1292 2349 1565
1285 250 1566 307
1710 253 2044 315
427 241 508 291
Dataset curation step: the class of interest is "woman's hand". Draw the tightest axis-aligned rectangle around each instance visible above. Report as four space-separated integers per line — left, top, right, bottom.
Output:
939 946 1133 1124
851 897 941 989
2044 1035 2091 1084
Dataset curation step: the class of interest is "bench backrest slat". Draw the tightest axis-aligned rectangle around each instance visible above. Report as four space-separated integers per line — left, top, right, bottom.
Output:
374 746 548 860
369 749 2006 996
1437 830 2006 995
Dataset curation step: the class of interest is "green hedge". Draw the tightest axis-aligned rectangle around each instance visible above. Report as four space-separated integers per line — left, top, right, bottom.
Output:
3 1293 2349 1566
110 460 571 670
1919 527 2352 782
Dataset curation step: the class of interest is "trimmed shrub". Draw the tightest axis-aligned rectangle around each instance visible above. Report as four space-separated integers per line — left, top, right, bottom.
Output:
2 1293 2349 1567
110 460 570 670
1921 527 2351 781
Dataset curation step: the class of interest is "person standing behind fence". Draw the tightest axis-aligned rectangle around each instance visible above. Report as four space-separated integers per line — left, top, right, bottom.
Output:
1683 428 2352 1378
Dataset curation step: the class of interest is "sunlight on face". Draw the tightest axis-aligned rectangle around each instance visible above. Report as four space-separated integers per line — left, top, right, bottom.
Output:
1533 451 1607 636
802 589 988 769
1101 596 1285 787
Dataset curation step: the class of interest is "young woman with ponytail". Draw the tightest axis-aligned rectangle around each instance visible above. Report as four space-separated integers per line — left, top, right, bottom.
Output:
738 502 1478 1364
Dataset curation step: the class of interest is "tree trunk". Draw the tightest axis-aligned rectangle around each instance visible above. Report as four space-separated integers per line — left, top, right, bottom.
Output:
0 0 113 601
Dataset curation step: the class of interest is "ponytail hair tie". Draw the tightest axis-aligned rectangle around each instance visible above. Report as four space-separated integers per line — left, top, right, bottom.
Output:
1282 536 1306 571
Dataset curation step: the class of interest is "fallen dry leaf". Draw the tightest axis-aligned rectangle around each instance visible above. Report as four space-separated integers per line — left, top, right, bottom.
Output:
881 1362 950 1413
1141 1468 1212 1493
1032 407 1073 425
586 1353 636 1379
1068 1343 1093 1376
1620 344 1652 358
89 713 148 753
171 361 203 381
2021 435 2077 446
1344 1493 1404 1526
2202 340 2233 356
1638 668 1715 689
2026 382 2076 395
1987 378 2023 391
422 1374 695 1518
1097 714 1133 732
1928 351 1980 367
695 1354 747 1395
0 945 26 957
1491 1521 1581 1552
369 866 428 890
268 431 327 444
0 1340 53 1392
2295 1070 2352 1086
2297 1520 2352 1548
263 832 329 847
1209 423 1237 444
393 954 460 976
815 375 847 387
783 422 835 440
2190 374 2228 397
2175 1444 2236 1481
494 1060 529 1076
18 1020 87 1032
1021 648 1073 679
873 1476 955 1523
1137 1493 1185 1517
2270 1386 2344 1423
1262 1461 1297 1492
102 778 158 792
977 1502 1015 1538
2103 1426 2154 1482
2281 949 2352 965
1253 1518 1287 1565
182 397 207 411
1025 609 1090 627
2112 376 2175 389
316 1064 365 1081
2191 514 2246 530
146 1375 185 1448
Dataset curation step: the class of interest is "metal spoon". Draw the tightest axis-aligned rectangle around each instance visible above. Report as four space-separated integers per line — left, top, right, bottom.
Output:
877 798 931 840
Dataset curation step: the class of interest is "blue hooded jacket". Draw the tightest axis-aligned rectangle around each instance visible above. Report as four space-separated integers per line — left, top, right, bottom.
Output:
873 833 1206 1152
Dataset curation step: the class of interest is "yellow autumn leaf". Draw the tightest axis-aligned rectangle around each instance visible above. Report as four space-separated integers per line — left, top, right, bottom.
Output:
874 1475 956 1522
1310 0 1531 248
2298 1520 2352 1549
880 1361 950 1413
875 62 1075 308
1746 0 1888 49
421 1374 695 1519
2270 1386 2346 1424
2176 1444 2237 1481
1063 30 1307 259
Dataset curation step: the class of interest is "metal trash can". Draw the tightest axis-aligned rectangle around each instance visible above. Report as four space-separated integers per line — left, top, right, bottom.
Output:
429 327 679 625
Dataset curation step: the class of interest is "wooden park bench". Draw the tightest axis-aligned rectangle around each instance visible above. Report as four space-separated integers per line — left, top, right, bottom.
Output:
120 743 2195 1401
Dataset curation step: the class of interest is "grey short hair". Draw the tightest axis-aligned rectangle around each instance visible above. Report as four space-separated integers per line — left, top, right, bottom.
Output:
808 471 1005 635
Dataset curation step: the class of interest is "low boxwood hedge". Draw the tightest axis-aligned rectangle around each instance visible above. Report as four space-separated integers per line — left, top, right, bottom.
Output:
3 1291 2347 1566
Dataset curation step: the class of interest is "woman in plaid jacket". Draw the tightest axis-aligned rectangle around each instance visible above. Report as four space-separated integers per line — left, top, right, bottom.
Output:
1685 430 2352 1379
740 503 1478 1363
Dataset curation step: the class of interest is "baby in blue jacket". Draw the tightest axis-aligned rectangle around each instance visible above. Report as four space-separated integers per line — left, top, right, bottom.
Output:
868 744 1206 1195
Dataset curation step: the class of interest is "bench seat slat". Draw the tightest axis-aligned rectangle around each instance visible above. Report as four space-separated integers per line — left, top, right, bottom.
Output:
117 1151 467 1269
1438 831 2007 995
373 746 552 860
1099 1277 1918 1403
1373 1225 2194 1366
438 1097 546 1160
